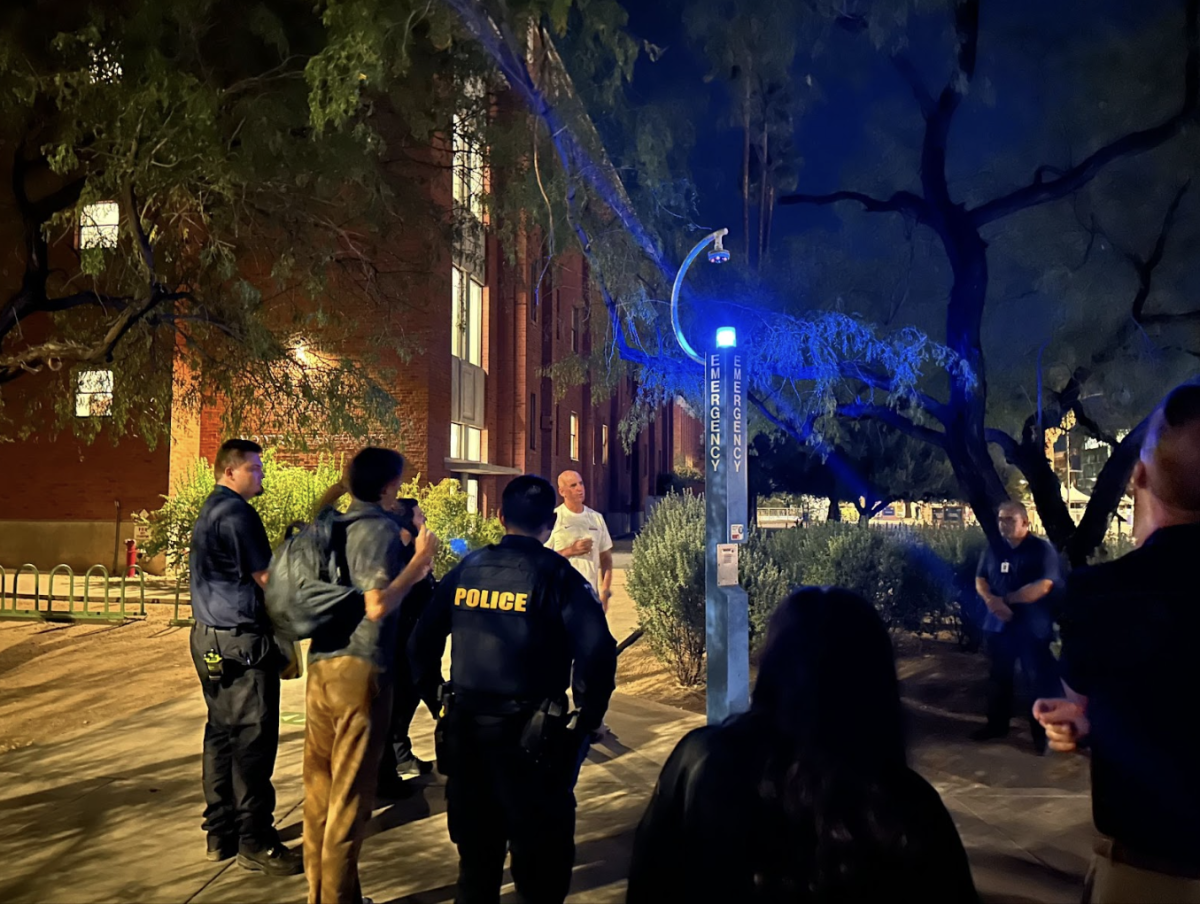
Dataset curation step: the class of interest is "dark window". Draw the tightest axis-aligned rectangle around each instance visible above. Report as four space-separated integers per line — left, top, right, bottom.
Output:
530 393 537 449
571 307 580 352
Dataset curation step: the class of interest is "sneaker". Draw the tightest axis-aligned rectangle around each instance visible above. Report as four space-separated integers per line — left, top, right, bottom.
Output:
969 725 1010 742
395 754 433 777
206 834 235 862
237 842 303 876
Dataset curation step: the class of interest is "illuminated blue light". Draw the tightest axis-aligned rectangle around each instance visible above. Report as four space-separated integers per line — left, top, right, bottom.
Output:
715 327 737 348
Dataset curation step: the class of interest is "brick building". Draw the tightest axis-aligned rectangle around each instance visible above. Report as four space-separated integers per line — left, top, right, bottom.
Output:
0 113 702 571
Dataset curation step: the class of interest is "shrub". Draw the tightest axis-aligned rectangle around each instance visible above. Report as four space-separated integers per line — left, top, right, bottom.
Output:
628 496 796 683
627 493 707 686
743 528 793 649
139 452 343 575
760 523 985 635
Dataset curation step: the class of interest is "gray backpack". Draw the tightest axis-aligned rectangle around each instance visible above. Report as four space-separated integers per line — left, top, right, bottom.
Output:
264 506 382 643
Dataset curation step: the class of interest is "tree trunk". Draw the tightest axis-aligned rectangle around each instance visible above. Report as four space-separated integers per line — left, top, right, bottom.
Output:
1010 436 1077 549
827 494 841 521
742 78 751 264
764 183 776 264
757 124 768 271
941 217 1010 547
1064 419 1149 566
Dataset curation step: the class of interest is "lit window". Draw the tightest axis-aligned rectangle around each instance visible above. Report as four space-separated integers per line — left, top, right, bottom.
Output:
451 267 483 366
452 113 484 220
569 413 579 461
602 425 609 464
79 202 119 250
466 477 480 514
451 423 483 462
76 370 113 417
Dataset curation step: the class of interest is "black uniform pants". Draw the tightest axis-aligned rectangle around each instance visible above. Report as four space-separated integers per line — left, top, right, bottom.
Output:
378 621 438 778
446 712 578 904
985 626 1061 740
190 623 281 849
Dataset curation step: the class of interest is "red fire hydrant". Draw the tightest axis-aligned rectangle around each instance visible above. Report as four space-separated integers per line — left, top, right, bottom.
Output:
125 538 138 577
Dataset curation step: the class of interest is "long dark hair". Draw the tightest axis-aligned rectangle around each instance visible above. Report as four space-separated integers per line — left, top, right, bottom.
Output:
747 587 911 900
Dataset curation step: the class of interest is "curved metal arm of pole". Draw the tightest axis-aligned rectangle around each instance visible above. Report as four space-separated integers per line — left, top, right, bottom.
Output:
671 228 728 365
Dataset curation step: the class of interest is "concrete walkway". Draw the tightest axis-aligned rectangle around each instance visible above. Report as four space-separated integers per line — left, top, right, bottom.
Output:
0 676 701 904
0 670 1096 904
0 542 1096 904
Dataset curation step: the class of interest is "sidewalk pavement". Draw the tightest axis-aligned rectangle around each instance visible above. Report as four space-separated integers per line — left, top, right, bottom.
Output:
0 672 1096 904
0 676 701 904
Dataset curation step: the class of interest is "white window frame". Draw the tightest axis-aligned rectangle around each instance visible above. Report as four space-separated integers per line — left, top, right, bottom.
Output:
75 370 114 417
451 266 483 367
79 202 120 250
451 422 483 463
569 412 579 461
601 424 609 465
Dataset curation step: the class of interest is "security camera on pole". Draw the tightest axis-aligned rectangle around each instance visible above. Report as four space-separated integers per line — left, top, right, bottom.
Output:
670 229 750 724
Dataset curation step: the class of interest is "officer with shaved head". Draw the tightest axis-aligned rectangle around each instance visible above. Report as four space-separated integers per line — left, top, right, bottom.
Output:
1036 383 1200 902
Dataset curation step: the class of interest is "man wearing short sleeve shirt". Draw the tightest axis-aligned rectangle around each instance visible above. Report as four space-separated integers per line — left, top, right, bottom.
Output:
189 439 301 874
547 470 614 612
971 500 1062 752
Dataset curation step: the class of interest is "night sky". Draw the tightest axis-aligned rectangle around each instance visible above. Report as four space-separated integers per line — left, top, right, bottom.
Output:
617 0 1186 248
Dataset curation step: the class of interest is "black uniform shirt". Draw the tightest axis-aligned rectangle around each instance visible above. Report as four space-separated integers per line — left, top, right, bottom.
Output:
189 486 272 629
1058 522 1200 868
975 534 1060 634
408 534 617 731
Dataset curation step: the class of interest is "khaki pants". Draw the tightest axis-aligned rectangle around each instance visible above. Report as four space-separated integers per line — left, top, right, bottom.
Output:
303 656 392 904
1084 846 1200 904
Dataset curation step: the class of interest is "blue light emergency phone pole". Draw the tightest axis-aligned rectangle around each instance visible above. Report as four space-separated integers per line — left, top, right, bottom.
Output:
670 230 750 724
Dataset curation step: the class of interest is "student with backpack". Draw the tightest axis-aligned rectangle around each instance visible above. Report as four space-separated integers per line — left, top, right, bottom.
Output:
274 447 438 904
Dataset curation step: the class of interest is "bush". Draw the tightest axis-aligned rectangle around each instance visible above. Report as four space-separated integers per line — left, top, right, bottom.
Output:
628 496 795 684
628 493 706 686
759 523 987 635
743 528 793 649
139 452 343 575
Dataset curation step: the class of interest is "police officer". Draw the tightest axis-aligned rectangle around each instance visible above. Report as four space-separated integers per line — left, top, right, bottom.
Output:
972 500 1063 752
189 439 302 874
409 474 617 904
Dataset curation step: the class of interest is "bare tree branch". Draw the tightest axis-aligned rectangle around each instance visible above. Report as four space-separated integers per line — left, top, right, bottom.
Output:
838 400 947 447
778 188 929 221
971 0 1199 226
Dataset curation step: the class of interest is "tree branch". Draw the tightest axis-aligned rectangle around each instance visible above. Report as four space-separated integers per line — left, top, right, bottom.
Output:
837 401 946 447
985 427 1018 459
778 188 929 221
892 55 935 117
971 0 1199 226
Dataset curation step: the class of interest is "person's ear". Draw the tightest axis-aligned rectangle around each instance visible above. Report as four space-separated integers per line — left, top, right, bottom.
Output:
1132 459 1149 490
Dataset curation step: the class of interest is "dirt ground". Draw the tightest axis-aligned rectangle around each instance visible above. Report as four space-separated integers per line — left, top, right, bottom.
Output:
0 617 194 753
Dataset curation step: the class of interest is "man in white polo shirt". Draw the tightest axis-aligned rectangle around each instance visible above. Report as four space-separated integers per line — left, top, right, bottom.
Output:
547 470 614 612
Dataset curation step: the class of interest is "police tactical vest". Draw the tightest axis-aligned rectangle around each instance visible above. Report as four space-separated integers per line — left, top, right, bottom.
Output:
446 543 577 705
